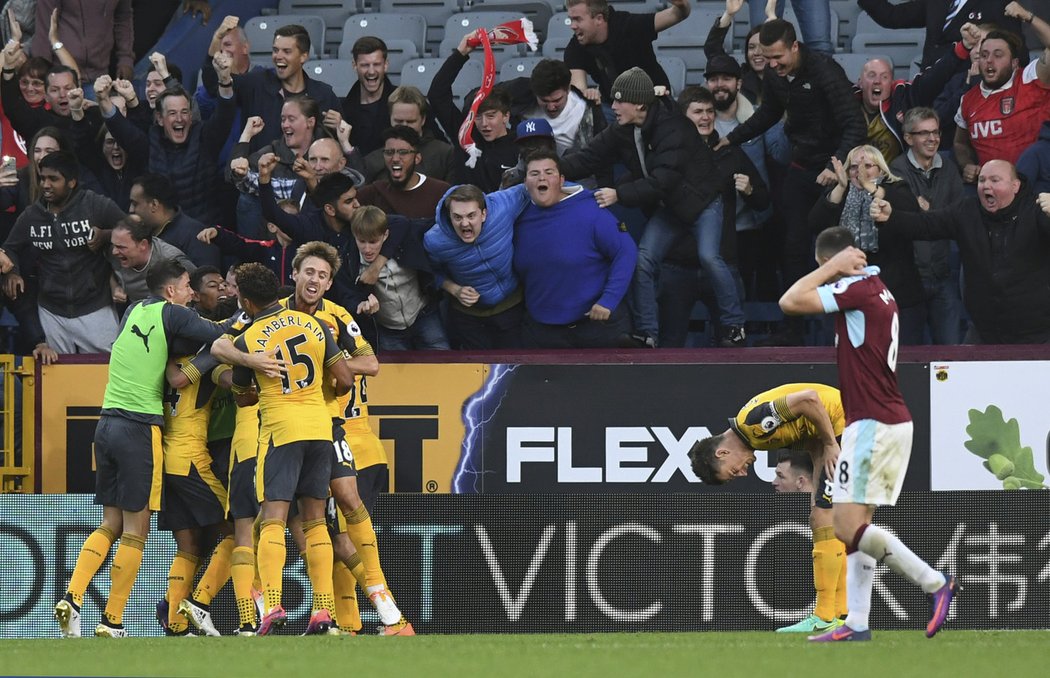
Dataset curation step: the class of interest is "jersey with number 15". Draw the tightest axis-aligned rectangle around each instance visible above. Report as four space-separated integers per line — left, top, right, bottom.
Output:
232 305 344 446
817 267 911 426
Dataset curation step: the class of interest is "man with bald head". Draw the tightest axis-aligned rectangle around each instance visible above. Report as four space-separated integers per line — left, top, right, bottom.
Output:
853 25 979 163
307 138 348 179
871 159 1050 343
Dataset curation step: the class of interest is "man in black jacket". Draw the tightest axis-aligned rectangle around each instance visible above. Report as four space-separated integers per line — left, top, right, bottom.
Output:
720 19 866 345
208 23 339 153
872 159 1050 344
128 174 221 268
98 51 236 229
342 36 396 158
562 67 745 348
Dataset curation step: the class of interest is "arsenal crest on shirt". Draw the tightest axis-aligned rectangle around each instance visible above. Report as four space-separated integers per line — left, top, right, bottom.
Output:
1001 96 1015 115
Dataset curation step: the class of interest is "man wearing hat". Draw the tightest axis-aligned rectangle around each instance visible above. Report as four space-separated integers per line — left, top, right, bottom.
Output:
562 67 747 348
501 119 558 188
705 52 790 303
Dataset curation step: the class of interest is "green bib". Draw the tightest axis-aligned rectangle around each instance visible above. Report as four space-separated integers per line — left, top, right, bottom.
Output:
102 300 170 415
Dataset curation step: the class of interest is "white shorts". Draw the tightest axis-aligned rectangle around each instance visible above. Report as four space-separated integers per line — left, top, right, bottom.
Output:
834 419 913 506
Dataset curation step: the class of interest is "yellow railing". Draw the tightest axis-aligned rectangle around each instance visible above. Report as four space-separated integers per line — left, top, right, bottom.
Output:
0 355 34 492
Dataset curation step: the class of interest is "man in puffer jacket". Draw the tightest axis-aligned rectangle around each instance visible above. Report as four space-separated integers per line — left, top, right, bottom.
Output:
423 183 533 349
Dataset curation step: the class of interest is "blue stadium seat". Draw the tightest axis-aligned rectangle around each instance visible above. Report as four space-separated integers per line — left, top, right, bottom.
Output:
401 56 484 107
305 58 359 97
279 0 363 55
500 55 544 81
657 56 687 94
852 31 922 79
654 35 708 86
542 12 572 59
339 14 429 58
378 0 462 53
245 14 326 59
830 0 863 51
782 5 840 50
659 7 723 41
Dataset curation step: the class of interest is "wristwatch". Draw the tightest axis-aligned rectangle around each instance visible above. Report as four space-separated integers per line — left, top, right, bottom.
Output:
52 41 64 51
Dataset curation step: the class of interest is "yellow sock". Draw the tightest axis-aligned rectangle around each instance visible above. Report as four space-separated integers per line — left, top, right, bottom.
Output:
333 560 361 633
345 551 368 592
258 520 286 612
193 536 234 605
67 526 116 606
812 526 844 622
343 505 387 589
104 533 146 626
836 538 848 617
251 522 263 591
231 546 257 627
303 519 335 614
166 550 200 633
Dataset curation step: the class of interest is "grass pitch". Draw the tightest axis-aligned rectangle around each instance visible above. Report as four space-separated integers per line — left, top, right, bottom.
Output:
1 631 1046 677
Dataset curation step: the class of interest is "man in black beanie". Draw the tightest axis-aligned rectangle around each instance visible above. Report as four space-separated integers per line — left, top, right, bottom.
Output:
562 67 747 348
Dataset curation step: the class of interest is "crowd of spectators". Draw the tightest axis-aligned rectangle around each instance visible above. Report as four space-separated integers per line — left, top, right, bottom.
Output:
2 0 1050 359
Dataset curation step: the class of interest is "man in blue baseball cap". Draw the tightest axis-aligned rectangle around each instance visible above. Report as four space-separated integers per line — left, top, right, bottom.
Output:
500 119 557 188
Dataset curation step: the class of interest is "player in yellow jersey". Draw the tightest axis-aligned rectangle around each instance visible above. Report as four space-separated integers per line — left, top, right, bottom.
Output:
224 263 354 636
689 384 848 633
285 241 413 635
217 242 415 635
163 267 264 636
155 342 230 637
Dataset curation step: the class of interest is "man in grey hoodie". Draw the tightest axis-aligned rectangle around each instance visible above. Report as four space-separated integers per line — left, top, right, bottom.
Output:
0 151 126 357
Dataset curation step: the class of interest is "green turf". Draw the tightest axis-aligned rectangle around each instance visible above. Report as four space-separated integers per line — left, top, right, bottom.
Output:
2 631 1046 677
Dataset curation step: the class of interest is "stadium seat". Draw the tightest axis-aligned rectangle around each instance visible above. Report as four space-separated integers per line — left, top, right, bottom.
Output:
654 36 708 87
855 11 885 37
245 15 326 59
439 12 533 60
832 52 893 83
279 0 362 56
659 7 723 41
657 56 687 94
305 59 359 97
830 0 863 51
542 12 573 60
852 31 923 79
338 14 429 58
401 57 485 107
500 55 544 81
782 5 839 50
469 1 554 43
378 0 463 53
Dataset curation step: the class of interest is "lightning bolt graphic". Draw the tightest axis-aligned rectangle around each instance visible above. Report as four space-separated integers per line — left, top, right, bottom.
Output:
453 363 518 493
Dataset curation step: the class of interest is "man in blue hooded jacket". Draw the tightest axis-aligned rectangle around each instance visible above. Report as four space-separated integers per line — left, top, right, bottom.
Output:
424 183 532 349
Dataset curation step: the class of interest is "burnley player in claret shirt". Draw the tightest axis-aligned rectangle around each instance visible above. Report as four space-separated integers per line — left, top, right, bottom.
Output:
779 227 959 642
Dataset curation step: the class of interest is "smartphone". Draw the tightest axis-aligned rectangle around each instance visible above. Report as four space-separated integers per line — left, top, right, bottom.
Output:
1 156 14 172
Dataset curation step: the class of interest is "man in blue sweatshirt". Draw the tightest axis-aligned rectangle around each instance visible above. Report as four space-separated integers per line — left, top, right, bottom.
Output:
513 151 637 348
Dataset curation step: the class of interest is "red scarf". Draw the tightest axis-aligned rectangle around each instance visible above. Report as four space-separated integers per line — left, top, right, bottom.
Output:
458 19 537 168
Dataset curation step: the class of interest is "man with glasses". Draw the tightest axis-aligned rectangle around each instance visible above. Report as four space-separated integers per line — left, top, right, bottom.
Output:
889 106 966 344
355 126 450 219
